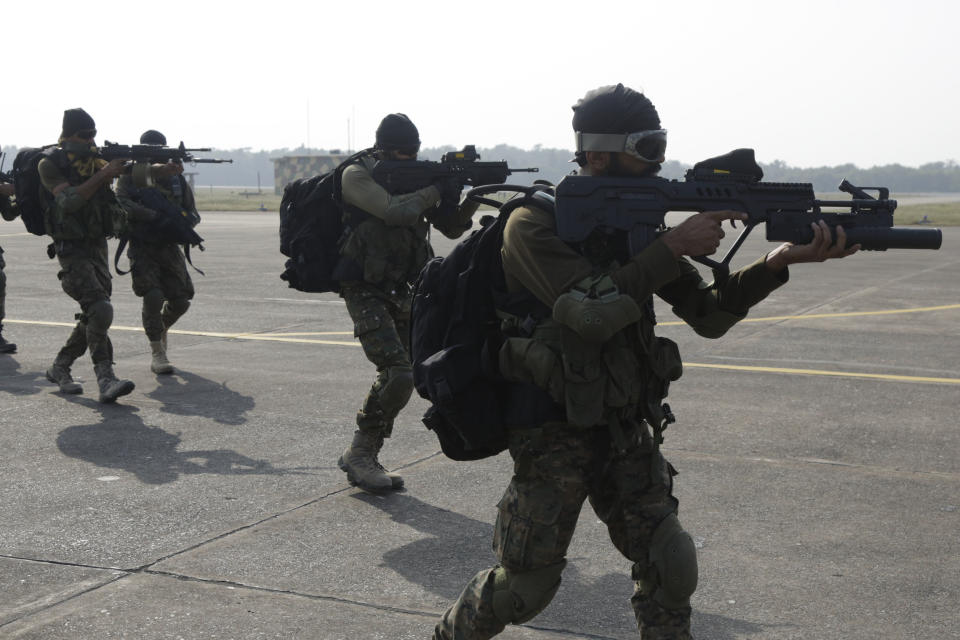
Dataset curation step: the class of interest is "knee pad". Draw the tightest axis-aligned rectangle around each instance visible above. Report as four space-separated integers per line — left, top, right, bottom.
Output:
142 289 165 316
164 297 191 320
378 365 414 414
647 513 698 609
491 561 566 625
85 300 114 333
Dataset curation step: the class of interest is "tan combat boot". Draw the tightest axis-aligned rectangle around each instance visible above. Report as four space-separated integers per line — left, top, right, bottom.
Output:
373 432 404 490
150 340 174 375
337 430 394 493
94 362 135 404
45 362 83 394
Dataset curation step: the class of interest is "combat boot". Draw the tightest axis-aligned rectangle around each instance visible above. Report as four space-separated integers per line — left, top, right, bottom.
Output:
373 433 404 490
0 326 16 354
149 340 174 375
94 362 135 404
45 362 83 394
337 430 394 493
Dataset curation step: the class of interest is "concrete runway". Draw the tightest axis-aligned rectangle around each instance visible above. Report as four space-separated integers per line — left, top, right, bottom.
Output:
0 213 957 639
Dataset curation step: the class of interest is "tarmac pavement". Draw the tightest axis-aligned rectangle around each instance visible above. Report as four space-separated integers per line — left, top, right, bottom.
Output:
0 212 957 639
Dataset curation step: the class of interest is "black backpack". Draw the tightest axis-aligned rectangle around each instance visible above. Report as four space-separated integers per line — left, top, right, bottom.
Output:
278 151 367 293
411 184 556 461
114 183 205 275
11 146 57 235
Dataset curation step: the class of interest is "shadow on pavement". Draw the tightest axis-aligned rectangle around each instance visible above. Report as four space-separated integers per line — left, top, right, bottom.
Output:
0 356 47 396
145 369 256 425
690 611 788 640
56 399 313 485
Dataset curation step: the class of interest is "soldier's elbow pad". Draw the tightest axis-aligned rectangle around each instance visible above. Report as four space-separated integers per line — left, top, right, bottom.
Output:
56 186 87 214
649 513 698 609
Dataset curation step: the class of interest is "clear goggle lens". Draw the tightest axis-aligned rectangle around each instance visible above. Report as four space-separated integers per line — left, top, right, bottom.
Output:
624 130 667 163
576 129 667 163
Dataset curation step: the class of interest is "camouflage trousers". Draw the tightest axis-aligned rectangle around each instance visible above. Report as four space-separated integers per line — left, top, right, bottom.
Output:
341 282 414 437
435 421 692 640
54 240 114 366
129 241 194 341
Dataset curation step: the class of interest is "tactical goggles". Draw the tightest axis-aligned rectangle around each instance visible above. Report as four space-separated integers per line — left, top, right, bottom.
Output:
575 129 667 163
74 129 97 140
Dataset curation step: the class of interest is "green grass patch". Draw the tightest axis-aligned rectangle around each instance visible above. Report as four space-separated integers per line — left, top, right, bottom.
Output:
194 188 280 212
895 202 960 226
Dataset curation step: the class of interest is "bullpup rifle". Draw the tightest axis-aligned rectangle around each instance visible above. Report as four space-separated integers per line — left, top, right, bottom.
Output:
371 145 537 193
553 148 942 275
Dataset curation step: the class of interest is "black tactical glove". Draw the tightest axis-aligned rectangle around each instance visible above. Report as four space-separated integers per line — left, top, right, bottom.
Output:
436 176 463 210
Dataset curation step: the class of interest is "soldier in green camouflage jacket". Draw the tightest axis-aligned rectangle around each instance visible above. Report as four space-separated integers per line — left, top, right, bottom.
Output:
115 129 197 376
336 113 479 494
434 85 859 640
38 108 150 403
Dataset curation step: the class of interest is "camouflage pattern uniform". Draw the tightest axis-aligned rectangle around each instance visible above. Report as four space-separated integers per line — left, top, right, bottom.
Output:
116 172 195 344
337 154 477 490
38 141 136 400
435 202 789 639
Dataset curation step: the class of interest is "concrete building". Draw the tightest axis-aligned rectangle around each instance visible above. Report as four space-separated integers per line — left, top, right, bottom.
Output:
270 153 349 194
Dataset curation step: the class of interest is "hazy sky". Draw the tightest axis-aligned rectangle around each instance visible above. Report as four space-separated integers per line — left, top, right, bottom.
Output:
5 0 957 168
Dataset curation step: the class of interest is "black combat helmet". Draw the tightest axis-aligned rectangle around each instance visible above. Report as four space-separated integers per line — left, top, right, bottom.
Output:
140 129 167 145
375 113 420 154
571 84 665 166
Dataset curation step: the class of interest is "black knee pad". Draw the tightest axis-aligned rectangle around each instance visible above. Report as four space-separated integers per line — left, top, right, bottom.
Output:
164 297 191 318
85 300 114 333
142 288 165 316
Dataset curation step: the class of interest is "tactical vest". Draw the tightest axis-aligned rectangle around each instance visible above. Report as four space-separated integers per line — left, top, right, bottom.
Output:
45 147 125 242
497 237 683 432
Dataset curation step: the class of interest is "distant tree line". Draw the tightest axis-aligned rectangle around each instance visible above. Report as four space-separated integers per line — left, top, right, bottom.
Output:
4 144 959 193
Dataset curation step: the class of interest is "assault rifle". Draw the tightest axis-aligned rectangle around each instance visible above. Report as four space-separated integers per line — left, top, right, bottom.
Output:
98 141 233 165
371 145 538 193
554 148 942 275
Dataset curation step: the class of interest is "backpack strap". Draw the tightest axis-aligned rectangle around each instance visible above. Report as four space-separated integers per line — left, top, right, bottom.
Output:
114 237 130 275
183 243 205 276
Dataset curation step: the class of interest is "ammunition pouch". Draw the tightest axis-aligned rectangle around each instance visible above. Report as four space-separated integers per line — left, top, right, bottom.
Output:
552 274 642 343
498 274 684 429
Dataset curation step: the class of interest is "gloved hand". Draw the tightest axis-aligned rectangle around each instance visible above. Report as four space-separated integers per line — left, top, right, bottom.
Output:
435 176 463 210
